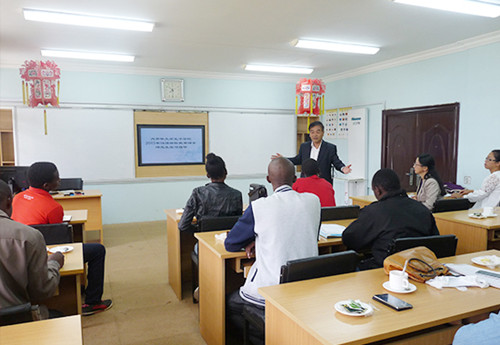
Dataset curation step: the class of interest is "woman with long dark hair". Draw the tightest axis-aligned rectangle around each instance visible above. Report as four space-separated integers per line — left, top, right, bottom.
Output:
413 153 446 210
451 150 500 208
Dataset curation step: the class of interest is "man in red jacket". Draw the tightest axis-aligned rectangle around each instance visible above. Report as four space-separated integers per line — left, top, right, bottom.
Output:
292 158 336 207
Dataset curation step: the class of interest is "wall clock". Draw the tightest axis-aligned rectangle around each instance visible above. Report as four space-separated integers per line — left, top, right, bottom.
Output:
161 78 184 102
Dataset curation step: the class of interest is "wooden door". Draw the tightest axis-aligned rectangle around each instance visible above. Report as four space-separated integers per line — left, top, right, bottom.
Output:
381 103 459 192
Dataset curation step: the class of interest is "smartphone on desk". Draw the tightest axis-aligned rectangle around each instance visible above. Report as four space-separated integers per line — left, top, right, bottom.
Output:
373 293 413 311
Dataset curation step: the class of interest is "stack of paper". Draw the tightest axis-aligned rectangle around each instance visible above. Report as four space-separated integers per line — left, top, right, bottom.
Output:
319 224 346 238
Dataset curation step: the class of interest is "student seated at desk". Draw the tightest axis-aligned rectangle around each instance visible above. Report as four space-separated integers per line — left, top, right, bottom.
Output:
413 153 446 210
224 157 320 343
11 162 112 316
342 168 439 270
178 153 243 233
453 311 500 345
292 158 335 207
451 149 500 208
0 180 64 318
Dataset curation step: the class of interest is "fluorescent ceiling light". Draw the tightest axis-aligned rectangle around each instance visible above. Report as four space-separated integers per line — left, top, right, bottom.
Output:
292 39 380 55
393 0 500 18
41 49 135 62
24 8 154 31
244 64 313 74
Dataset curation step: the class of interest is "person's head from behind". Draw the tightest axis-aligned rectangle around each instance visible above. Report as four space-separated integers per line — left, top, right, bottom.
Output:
0 180 13 216
308 121 324 145
371 168 401 200
267 157 296 191
302 158 320 178
205 153 227 182
28 162 60 191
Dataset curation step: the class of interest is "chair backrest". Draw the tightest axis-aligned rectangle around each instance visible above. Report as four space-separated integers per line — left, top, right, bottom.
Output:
432 198 472 213
0 303 41 326
56 178 83 191
280 250 361 284
30 223 74 245
199 215 241 232
248 184 267 203
391 235 458 258
320 205 360 222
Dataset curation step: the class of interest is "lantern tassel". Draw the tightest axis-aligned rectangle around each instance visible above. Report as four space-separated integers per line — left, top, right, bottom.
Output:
44 108 48 135
22 81 26 105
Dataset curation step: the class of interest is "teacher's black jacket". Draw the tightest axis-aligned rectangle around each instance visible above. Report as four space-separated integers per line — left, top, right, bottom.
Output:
342 189 440 268
288 140 345 184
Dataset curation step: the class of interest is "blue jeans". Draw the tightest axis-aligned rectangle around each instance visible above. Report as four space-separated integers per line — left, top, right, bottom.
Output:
82 243 106 305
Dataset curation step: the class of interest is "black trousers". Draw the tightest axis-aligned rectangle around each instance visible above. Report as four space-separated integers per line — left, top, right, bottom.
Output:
226 290 265 345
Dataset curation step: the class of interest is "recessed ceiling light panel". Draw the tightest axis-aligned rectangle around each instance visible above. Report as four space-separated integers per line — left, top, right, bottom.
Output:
244 64 313 74
292 39 380 55
41 49 135 62
393 0 500 18
24 9 154 31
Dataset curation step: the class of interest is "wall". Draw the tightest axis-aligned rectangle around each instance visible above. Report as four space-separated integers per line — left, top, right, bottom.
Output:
0 68 295 223
326 41 500 194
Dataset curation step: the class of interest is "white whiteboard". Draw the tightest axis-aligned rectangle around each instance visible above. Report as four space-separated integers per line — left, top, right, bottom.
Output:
14 108 135 181
209 112 296 175
14 108 296 181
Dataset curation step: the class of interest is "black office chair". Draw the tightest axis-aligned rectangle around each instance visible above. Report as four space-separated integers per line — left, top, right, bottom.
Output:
432 199 472 213
31 223 74 245
242 251 361 345
389 235 458 258
191 215 241 303
56 178 83 191
320 205 360 222
0 303 41 326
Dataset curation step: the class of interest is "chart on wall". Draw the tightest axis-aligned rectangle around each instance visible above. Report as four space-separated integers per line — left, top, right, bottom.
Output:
324 107 367 180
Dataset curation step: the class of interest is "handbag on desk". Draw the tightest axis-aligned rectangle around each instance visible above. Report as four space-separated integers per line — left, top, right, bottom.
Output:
383 246 450 283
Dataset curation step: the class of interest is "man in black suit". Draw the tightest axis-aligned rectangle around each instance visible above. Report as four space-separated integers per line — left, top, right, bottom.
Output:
272 121 351 184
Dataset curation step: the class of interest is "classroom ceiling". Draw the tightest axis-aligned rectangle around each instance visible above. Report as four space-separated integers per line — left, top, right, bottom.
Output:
1 0 500 80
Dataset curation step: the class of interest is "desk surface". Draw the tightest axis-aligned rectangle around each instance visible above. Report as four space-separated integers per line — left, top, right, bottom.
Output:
194 219 353 259
64 209 88 224
433 207 500 229
0 315 82 345
47 243 84 276
52 190 102 199
259 250 500 345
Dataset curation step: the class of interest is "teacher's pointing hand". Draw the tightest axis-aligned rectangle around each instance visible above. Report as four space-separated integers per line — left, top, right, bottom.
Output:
271 153 283 160
341 164 352 174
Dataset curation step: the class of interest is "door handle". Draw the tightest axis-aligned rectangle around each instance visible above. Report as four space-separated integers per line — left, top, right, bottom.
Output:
405 167 415 186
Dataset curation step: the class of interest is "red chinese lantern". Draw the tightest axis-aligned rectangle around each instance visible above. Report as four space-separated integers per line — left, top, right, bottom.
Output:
295 78 325 130
20 60 60 134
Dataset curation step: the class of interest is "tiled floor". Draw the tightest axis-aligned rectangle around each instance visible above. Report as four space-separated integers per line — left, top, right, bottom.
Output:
82 221 206 345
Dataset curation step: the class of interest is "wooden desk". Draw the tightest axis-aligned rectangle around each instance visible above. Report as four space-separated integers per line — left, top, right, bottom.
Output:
53 190 103 243
0 315 83 345
165 209 197 300
350 195 377 208
165 207 352 301
434 207 500 254
259 250 500 345
44 243 84 315
65 209 88 243
195 219 353 345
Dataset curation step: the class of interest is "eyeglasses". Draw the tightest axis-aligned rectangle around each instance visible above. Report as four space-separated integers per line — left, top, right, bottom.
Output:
485 158 498 162
413 163 423 167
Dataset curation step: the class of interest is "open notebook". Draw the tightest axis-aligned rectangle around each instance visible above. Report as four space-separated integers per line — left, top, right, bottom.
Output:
319 224 346 238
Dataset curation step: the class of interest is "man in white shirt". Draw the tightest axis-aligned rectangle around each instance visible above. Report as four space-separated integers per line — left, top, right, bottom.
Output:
224 157 321 343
